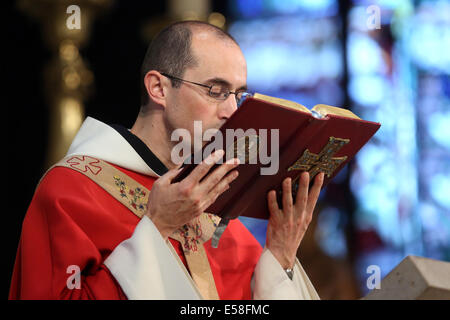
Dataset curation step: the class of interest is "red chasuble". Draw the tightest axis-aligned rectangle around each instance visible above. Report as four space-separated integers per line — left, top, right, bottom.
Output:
9 163 262 300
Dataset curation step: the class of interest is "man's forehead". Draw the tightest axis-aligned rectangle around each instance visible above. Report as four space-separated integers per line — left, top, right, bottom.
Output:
189 31 247 87
191 29 241 54
193 29 217 41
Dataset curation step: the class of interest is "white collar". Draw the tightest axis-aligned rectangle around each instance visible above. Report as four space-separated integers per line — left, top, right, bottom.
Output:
66 117 160 178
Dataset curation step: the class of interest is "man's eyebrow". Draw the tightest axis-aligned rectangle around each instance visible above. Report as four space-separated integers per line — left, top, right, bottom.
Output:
204 77 247 91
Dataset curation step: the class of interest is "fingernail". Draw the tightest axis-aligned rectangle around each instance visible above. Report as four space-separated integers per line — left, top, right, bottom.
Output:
225 157 240 165
215 149 225 158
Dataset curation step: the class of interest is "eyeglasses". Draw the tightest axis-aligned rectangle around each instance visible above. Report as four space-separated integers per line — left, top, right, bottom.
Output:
160 72 249 105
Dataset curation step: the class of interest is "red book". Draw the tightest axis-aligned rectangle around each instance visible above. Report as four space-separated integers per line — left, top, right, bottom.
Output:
174 93 381 220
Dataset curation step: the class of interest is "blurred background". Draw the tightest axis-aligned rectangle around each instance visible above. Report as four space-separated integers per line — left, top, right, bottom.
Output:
6 0 450 299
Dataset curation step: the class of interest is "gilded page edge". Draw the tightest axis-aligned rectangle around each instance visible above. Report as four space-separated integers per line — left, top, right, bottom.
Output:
253 93 311 114
312 104 361 120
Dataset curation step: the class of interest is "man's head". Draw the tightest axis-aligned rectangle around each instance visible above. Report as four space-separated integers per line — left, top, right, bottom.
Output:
139 21 247 150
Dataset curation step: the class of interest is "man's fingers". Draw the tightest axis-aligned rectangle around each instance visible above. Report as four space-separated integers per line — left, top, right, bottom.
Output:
165 165 184 182
204 169 239 208
267 190 280 216
186 149 225 184
282 177 293 213
295 171 310 213
207 169 239 197
200 157 240 192
306 172 324 214
157 163 184 185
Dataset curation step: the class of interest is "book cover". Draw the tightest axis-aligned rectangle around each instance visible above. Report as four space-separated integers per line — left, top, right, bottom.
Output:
174 93 381 220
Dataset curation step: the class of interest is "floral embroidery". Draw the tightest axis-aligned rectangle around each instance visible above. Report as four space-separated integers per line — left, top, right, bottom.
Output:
206 213 219 228
179 218 203 253
113 176 147 212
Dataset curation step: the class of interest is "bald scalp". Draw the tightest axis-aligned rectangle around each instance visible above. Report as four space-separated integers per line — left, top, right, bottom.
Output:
140 21 238 109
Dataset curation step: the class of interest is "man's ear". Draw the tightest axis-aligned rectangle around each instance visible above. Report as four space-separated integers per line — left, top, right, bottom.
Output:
143 71 169 107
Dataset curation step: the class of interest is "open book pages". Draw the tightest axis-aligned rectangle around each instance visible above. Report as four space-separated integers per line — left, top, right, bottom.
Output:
252 93 361 120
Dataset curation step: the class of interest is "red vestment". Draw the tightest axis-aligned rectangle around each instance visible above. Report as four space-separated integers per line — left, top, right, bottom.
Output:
9 163 262 300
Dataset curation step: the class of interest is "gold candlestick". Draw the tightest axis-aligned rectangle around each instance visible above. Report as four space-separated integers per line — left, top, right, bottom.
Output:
18 0 113 168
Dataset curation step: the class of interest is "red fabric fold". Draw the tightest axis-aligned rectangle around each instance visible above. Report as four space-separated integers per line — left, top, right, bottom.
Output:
9 164 262 300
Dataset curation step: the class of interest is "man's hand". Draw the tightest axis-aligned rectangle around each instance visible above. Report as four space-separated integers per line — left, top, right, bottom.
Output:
145 150 240 239
266 171 324 269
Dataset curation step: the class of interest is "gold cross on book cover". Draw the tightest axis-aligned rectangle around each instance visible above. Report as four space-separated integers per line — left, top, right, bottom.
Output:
174 93 381 220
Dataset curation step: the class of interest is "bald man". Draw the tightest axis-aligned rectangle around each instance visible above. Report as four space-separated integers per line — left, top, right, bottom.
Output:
10 21 323 300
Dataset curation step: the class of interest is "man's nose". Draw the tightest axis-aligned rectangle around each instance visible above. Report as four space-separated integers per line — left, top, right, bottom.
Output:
218 95 238 120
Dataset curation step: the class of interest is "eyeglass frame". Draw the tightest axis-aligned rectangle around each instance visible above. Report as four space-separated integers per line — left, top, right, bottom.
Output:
160 72 248 104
